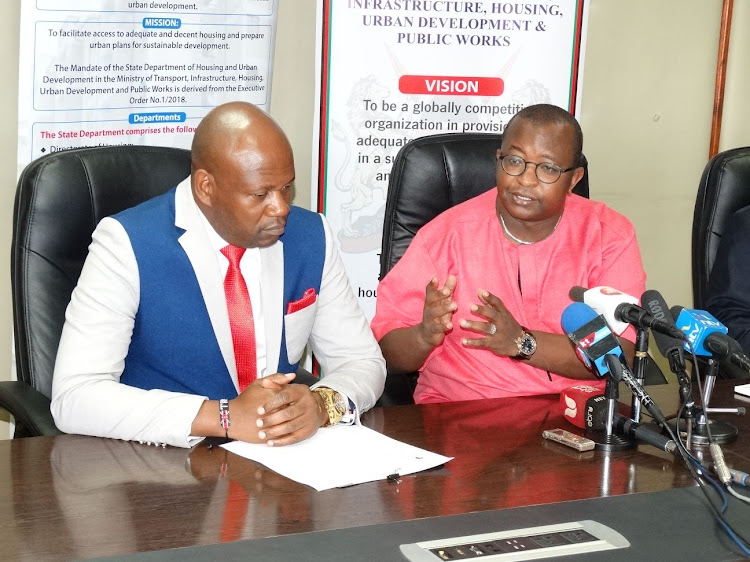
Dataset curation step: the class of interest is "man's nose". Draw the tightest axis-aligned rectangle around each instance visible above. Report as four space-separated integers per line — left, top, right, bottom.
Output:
518 162 538 185
266 190 291 217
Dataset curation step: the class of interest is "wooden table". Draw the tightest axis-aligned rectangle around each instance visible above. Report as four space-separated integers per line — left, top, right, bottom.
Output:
1 380 748 560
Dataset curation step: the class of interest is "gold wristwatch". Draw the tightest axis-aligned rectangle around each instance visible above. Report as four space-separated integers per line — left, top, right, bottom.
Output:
513 326 537 360
312 387 347 427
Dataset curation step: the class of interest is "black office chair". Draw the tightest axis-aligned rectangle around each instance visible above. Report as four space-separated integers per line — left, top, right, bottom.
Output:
692 146 750 379
693 146 750 310
377 132 591 406
5 146 192 437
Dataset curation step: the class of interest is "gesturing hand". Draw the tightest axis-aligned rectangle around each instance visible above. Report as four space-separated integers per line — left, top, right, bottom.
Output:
460 289 524 357
418 274 457 348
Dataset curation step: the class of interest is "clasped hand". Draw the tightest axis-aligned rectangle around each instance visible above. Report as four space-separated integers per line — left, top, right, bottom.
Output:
419 276 523 357
228 373 328 446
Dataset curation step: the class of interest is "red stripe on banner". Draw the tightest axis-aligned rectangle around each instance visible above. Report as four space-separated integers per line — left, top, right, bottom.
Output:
568 0 586 113
317 0 332 214
399 76 504 97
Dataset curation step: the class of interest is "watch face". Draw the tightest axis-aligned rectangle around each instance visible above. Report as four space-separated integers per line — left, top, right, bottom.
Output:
333 392 347 416
518 332 537 357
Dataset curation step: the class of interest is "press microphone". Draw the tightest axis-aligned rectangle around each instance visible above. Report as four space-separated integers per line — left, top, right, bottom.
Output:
566 391 677 454
642 290 686 371
704 335 750 372
672 306 727 356
641 290 696 414
613 414 677 454
672 307 750 372
569 286 686 341
560 385 608 429
569 286 638 336
561 302 667 426
561 302 623 377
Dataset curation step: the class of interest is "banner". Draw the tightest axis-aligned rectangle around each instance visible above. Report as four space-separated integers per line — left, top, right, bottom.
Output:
18 0 279 176
313 0 588 318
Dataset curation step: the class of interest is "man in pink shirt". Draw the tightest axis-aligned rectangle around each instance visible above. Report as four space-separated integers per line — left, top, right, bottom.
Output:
371 104 646 403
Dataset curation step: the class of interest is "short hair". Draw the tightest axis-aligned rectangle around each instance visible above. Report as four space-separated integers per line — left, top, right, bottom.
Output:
504 104 583 167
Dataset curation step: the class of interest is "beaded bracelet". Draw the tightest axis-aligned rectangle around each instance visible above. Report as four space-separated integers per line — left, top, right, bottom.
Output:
219 399 230 439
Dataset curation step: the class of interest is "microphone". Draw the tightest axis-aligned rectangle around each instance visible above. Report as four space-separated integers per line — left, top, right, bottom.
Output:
561 302 622 377
672 307 750 372
560 385 608 429
569 286 638 336
705 333 750 372
642 291 694 402
564 390 677 454
642 290 686 371
561 302 667 426
672 306 727 356
570 286 686 340
613 415 677 454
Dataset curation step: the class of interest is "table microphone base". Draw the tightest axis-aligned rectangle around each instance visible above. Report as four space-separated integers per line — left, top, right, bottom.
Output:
586 430 636 452
668 418 738 445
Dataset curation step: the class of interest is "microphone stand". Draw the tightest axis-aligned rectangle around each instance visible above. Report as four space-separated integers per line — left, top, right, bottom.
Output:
662 347 697 448
586 356 636 452
630 327 649 422
690 358 742 445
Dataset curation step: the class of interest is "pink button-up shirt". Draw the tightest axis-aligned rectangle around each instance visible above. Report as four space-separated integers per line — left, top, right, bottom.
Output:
371 190 646 403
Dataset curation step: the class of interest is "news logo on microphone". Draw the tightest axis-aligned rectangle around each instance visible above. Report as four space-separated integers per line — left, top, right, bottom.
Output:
561 302 622 377
560 385 607 430
674 308 727 356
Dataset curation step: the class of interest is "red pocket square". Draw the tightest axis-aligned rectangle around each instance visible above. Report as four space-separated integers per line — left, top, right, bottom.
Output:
287 288 317 314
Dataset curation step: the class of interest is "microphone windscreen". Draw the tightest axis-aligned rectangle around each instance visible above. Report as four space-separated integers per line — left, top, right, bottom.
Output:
569 286 587 302
561 302 598 334
560 385 606 429
584 394 610 431
674 307 728 356
642 290 683 358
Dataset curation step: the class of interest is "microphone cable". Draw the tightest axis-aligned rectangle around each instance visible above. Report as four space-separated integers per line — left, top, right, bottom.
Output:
634 337 749 555
674 340 750 556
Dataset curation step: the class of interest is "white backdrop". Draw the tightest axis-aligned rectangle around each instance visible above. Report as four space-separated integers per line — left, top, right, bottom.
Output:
18 0 279 176
313 0 589 318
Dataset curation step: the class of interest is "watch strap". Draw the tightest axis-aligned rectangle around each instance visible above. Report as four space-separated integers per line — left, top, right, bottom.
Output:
312 388 345 427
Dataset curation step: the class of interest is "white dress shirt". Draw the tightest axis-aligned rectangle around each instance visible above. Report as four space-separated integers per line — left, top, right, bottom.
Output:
51 178 385 447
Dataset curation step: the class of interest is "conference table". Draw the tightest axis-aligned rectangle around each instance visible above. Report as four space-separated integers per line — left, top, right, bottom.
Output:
2 380 749 560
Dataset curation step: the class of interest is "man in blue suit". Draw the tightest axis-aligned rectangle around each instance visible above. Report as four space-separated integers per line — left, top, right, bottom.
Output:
707 206 750 357
51 102 385 448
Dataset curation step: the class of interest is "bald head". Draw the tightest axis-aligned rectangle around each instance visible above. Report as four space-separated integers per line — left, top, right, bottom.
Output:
191 102 295 248
191 102 292 174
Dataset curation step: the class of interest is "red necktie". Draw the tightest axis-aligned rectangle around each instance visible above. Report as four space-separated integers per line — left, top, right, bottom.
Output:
221 245 257 392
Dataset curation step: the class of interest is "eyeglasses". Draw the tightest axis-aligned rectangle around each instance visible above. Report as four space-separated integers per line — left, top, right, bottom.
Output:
498 154 578 184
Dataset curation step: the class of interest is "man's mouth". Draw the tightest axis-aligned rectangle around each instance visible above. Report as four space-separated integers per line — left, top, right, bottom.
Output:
509 191 535 204
264 222 286 234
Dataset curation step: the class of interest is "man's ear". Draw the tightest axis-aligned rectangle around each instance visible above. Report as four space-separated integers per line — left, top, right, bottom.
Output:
568 166 585 194
192 169 214 206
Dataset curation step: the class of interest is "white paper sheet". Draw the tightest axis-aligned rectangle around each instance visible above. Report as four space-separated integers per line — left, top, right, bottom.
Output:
221 425 452 491
734 383 750 399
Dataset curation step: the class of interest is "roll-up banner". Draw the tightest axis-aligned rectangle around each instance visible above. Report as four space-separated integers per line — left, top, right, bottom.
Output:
18 0 279 177
314 0 589 318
